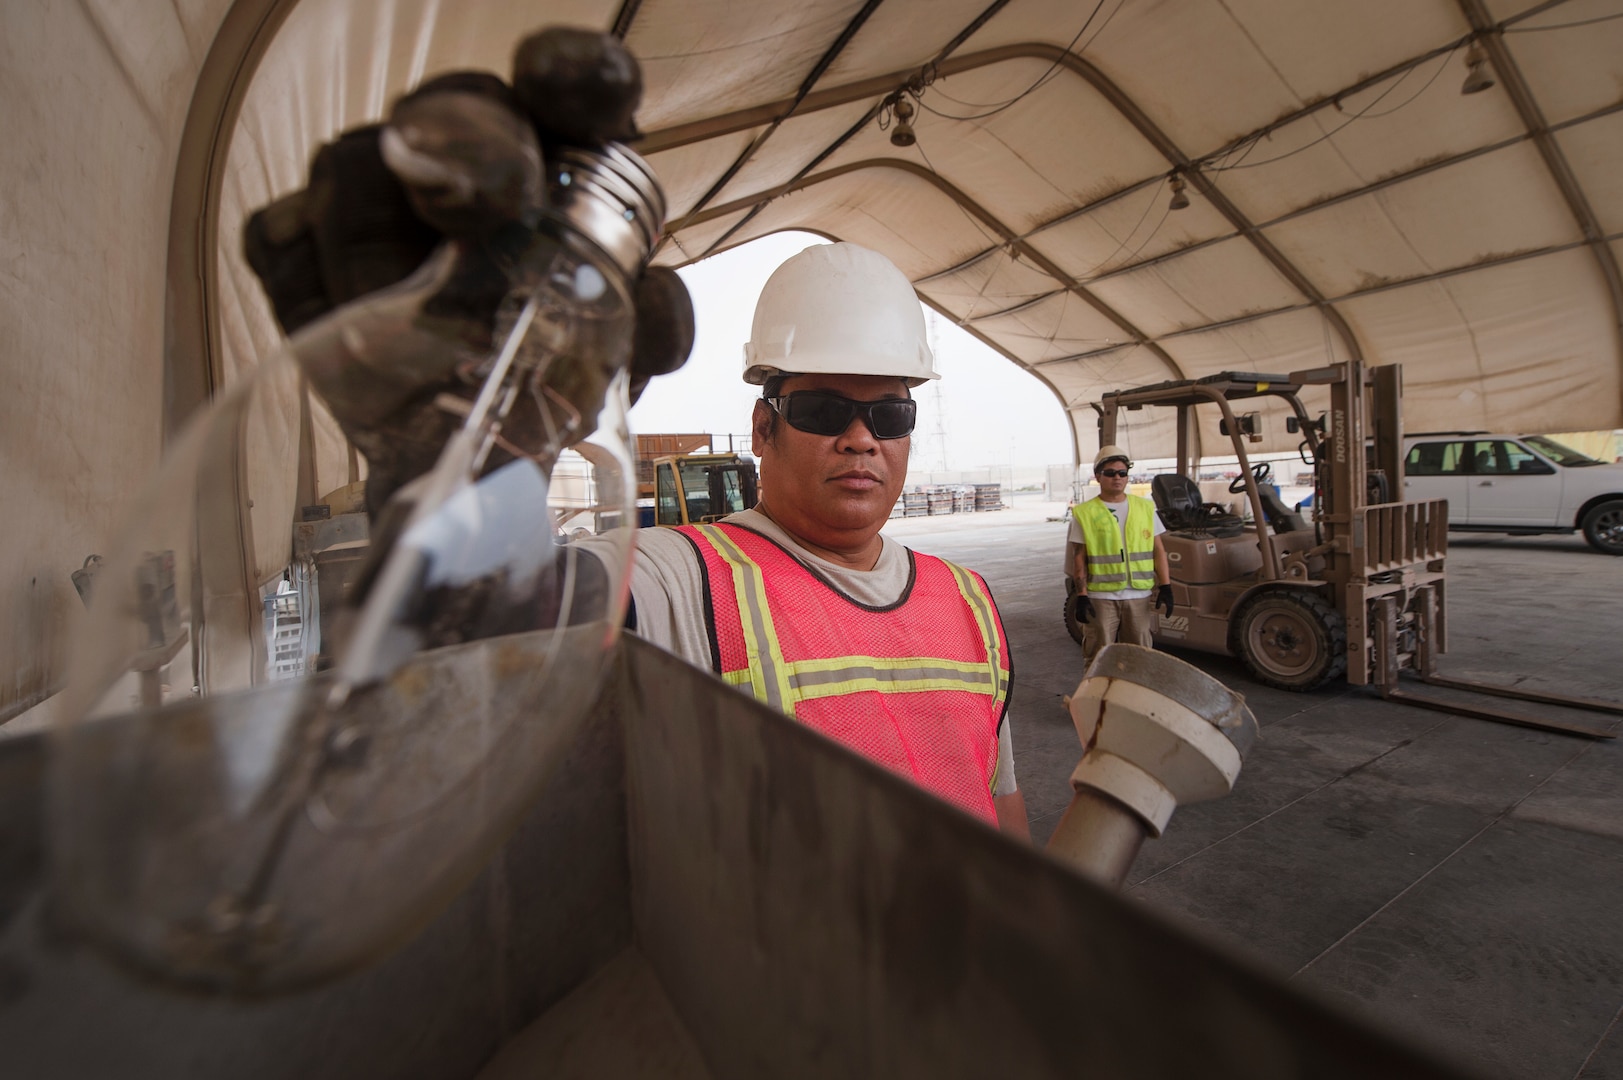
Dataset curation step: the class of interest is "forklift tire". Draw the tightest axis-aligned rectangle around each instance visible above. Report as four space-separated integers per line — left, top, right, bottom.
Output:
1581 499 1623 555
1063 593 1087 646
1232 589 1347 691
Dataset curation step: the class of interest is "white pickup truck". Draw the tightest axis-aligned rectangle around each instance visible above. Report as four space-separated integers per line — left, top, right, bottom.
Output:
1402 433 1623 555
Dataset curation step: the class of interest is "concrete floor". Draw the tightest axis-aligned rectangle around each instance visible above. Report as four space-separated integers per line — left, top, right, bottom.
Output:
885 497 1623 1080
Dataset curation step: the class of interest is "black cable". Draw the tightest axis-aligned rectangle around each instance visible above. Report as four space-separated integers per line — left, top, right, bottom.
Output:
910 138 1007 252
1505 11 1623 32
1356 43 1457 120
1072 178 1169 281
1113 195 1176 270
912 0 1116 122
1201 45 1459 173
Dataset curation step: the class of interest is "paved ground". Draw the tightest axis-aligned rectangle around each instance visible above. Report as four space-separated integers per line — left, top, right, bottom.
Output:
885 495 1623 1080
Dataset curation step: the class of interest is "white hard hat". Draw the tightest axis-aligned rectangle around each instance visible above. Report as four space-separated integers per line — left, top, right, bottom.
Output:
1094 445 1132 470
743 243 937 386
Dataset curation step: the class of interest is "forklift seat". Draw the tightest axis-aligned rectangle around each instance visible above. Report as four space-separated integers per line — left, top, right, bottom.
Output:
1256 486 1308 534
1151 474 1246 537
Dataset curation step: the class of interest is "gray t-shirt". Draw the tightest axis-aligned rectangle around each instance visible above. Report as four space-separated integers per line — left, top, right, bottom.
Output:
625 509 1017 796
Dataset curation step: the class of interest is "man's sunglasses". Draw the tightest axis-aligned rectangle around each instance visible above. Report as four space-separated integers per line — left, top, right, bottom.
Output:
1098 468 1131 478
766 391 917 440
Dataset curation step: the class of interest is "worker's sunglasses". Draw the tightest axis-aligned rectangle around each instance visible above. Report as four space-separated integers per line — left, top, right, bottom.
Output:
1098 468 1131 478
766 391 916 440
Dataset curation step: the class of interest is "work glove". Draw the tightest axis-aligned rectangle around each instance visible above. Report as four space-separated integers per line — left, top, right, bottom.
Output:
243 27 694 518
1072 594 1093 625
1156 584 1174 618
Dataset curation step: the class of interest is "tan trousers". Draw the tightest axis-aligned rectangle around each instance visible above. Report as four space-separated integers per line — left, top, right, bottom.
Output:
1082 594 1156 666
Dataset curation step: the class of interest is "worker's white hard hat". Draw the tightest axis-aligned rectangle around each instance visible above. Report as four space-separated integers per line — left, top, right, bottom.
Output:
743 243 938 386
1094 445 1132 470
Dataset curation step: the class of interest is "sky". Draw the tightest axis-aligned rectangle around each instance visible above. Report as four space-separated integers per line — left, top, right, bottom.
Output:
627 232 1076 471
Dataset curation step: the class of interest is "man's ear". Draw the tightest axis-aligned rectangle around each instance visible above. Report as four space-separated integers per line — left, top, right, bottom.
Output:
751 398 774 448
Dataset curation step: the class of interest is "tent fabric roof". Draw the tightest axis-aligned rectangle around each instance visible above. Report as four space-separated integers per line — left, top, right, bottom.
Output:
204 0 1623 463
624 0 1623 450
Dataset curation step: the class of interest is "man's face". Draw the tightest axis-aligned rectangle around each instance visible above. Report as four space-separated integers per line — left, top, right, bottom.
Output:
752 373 912 552
1096 458 1131 498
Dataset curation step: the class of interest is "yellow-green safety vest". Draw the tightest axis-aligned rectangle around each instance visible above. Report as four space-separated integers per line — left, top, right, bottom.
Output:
1073 496 1156 592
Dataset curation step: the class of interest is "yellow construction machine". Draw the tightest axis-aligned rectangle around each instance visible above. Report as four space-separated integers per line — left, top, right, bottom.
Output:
648 452 758 526
633 434 758 527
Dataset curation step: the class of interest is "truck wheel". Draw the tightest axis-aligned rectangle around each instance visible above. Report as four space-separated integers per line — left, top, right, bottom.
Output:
1233 590 1347 691
1581 500 1623 555
1063 594 1087 646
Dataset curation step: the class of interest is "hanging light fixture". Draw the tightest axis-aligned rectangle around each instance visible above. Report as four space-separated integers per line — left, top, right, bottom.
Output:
1168 172 1190 211
1461 42 1495 95
888 93 917 148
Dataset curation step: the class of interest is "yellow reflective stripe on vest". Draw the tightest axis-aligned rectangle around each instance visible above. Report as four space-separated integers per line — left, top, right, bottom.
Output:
1074 498 1156 592
948 559 1010 798
695 524 795 714
785 655 999 702
944 561 1009 704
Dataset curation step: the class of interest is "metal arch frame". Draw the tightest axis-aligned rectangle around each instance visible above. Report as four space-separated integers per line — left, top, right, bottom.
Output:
164 0 302 436
647 40 1376 468
162 0 305 698
674 157 1189 386
689 1 1016 260
649 42 1369 373
610 0 644 39
656 38 1485 277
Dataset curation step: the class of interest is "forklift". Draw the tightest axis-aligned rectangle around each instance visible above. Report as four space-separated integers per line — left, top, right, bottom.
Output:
1065 358 1620 738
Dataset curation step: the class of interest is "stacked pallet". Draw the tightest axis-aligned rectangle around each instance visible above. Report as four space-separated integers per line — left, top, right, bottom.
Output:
974 483 1003 511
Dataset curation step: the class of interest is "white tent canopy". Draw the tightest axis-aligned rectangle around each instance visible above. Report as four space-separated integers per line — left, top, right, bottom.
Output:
5 0 1623 717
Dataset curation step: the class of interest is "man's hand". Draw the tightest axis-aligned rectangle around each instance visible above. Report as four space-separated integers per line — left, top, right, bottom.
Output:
1073 594 1093 625
1156 584 1174 618
243 28 694 517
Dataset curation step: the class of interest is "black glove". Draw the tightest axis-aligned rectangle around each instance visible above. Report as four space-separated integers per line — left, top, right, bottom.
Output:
1072 594 1093 625
243 28 694 517
1156 584 1174 618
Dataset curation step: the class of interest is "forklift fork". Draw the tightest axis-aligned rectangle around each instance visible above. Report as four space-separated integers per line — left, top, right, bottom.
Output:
1372 587 1619 739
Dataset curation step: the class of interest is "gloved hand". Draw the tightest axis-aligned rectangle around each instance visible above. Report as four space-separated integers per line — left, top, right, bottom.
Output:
1072 594 1093 625
243 27 694 518
1156 584 1174 618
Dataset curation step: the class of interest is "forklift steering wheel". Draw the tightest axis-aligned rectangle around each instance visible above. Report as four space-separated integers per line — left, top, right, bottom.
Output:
1228 461 1271 494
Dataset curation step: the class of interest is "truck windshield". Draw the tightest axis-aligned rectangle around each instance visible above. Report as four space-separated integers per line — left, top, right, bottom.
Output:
1523 435 1601 467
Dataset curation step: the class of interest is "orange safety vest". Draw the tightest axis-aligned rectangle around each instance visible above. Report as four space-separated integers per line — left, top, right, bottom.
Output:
675 523 1012 825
